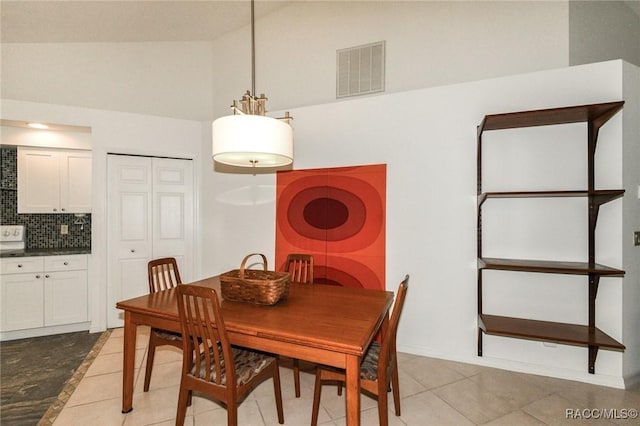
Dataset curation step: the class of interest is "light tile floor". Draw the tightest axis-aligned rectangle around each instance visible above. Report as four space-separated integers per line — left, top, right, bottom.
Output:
51 326 640 425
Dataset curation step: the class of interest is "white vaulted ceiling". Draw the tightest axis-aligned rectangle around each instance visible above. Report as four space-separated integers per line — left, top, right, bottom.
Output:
1 1 638 121
0 0 292 43
0 1 295 121
2 1 639 44
626 0 640 17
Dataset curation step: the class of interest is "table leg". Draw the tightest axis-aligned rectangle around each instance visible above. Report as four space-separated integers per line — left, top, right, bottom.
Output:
345 354 361 426
121 311 137 413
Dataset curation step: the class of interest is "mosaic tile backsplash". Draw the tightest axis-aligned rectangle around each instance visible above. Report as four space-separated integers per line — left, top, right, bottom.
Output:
1 146 92 249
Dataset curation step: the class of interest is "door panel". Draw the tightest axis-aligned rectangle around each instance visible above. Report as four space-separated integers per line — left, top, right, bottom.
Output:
107 154 194 328
107 155 152 327
118 258 149 301
152 158 194 281
120 193 150 241
158 193 184 239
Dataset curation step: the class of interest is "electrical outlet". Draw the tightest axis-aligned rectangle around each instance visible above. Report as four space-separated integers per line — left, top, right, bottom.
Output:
60 224 68 235
635 231 640 246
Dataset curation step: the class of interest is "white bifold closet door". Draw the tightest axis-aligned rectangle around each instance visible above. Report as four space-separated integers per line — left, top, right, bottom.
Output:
107 154 194 328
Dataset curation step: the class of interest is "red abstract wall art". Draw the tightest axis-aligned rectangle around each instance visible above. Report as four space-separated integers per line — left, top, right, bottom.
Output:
276 164 386 290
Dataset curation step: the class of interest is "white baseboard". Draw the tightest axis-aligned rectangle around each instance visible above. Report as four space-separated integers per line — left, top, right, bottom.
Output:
398 343 626 389
0 322 90 341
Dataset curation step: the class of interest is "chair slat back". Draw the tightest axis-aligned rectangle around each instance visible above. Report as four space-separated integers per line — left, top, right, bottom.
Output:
377 275 409 376
148 257 182 293
176 285 235 387
284 254 314 284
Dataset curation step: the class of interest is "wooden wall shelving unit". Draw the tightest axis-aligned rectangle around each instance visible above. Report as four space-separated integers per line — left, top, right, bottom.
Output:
476 101 625 374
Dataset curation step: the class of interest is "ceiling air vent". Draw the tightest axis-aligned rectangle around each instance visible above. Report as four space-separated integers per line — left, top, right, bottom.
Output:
336 41 385 98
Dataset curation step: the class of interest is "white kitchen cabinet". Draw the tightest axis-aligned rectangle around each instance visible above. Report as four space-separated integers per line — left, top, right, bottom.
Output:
44 255 88 326
17 147 92 213
0 257 45 332
0 254 88 334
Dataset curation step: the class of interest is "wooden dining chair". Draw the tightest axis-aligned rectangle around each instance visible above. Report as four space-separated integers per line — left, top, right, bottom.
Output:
284 253 314 284
175 284 285 426
143 257 183 392
283 253 314 397
311 275 409 426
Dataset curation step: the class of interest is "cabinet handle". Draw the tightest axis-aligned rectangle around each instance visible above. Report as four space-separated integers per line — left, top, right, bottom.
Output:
64 262 69 266
53 208 58 212
45 274 50 278
17 264 23 268
36 275 41 279
131 249 136 253
61 208 66 211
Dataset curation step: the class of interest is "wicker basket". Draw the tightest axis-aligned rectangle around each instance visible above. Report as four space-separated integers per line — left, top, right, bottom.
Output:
220 253 290 305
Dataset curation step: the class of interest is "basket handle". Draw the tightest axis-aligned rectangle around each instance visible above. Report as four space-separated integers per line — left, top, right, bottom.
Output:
239 253 268 279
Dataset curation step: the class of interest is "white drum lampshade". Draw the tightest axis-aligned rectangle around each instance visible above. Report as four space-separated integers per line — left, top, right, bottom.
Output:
212 114 293 168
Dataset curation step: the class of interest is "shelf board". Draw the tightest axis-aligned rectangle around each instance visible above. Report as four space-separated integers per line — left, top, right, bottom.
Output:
479 257 625 276
479 314 625 350
477 189 625 206
478 101 624 133
476 101 627 373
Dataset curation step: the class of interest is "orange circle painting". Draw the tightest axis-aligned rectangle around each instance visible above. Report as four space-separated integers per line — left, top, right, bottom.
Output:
276 164 386 290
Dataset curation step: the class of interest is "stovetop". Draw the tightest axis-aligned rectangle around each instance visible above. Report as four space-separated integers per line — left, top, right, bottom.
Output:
0 225 92 258
0 225 26 253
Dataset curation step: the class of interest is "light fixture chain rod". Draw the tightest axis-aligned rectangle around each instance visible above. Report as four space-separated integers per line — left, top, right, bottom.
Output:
251 0 256 97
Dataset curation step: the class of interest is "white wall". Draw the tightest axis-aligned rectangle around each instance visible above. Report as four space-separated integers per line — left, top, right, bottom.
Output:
201 0 574 269
570 1 640 67
200 60 639 388
0 99 204 332
622 62 640 385
1 42 214 121
211 0 570 119
0 126 91 150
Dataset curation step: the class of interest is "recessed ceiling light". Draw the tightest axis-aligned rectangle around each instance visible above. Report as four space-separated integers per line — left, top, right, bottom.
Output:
27 122 49 129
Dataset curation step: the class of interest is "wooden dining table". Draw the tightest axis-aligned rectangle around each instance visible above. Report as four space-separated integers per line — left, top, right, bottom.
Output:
116 274 393 426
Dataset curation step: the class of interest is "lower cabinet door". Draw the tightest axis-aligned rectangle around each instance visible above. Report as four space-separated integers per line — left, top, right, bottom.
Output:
44 270 88 326
0 273 45 331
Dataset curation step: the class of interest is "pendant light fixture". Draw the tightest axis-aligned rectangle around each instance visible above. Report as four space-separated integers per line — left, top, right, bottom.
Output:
212 0 293 169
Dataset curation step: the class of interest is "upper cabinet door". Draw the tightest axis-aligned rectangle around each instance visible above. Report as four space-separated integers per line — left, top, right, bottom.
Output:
17 148 60 213
17 147 92 214
60 150 92 213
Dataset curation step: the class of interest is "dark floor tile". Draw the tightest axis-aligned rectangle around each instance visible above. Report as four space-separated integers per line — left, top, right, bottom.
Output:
0 331 101 425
